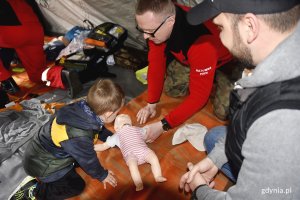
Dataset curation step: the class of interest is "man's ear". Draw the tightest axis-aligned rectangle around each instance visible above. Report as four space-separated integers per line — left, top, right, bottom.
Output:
166 15 176 27
243 13 259 44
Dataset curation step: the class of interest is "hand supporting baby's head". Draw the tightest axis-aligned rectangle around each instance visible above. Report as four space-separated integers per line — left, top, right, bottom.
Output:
114 114 132 131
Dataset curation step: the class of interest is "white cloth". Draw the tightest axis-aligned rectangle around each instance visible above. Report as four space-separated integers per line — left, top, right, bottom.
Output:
172 123 207 151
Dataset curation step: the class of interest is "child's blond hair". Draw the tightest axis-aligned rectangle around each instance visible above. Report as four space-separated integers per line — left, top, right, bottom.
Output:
87 79 124 115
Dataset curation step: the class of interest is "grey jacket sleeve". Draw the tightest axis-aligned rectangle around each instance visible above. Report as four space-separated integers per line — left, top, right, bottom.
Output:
195 110 300 200
207 135 228 169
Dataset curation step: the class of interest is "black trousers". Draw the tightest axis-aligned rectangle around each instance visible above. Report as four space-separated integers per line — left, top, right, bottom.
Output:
0 48 15 69
36 168 85 200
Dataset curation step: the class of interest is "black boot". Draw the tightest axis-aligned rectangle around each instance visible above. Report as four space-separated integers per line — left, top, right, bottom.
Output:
0 77 20 94
61 69 83 98
0 89 9 109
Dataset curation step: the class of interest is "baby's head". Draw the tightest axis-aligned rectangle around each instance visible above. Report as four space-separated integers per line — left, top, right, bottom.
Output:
114 114 132 131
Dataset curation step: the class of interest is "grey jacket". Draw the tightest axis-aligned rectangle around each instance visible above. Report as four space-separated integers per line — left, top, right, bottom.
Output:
196 22 300 199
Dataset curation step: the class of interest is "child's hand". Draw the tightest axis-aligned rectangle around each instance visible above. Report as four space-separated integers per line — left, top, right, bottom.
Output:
94 143 110 151
103 170 117 189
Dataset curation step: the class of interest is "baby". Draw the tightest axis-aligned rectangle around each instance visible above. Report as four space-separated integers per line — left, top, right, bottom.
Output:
94 114 167 191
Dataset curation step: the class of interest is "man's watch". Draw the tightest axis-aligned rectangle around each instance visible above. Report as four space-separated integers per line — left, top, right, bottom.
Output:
161 118 171 131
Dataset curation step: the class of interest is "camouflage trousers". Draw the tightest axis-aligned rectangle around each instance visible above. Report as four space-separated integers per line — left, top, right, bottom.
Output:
211 70 233 120
164 60 190 97
164 59 243 121
211 60 244 120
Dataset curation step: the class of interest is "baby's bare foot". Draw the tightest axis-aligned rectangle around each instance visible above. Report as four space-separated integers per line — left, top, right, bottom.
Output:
136 183 143 191
155 176 167 182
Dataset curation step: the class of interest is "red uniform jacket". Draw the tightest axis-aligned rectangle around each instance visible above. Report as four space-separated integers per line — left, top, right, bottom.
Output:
147 5 232 128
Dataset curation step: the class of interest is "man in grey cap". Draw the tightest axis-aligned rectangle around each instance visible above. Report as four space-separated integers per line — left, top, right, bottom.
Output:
179 0 300 199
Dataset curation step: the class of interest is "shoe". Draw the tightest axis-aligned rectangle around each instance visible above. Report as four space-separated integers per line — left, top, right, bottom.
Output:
0 89 10 108
61 69 83 98
9 176 37 200
0 77 20 94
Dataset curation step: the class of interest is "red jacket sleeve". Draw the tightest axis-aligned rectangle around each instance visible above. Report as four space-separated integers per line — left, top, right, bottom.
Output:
147 40 167 103
165 35 219 127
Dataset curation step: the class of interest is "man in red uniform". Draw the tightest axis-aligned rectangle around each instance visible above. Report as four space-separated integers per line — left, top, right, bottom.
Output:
135 0 232 142
0 0 82 105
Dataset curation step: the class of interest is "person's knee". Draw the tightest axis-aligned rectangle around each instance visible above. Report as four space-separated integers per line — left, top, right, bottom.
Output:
204 126 227 151
145 150 159 165
204 127 220 145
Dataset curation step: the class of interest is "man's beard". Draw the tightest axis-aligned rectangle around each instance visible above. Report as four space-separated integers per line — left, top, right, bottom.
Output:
231 27 256 70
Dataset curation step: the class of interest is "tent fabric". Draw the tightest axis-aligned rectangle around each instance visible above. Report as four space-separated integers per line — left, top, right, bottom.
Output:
36 0 202 50
0 99 52 200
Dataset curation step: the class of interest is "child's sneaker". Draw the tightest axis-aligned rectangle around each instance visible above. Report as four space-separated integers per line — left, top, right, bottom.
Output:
9 176 38 200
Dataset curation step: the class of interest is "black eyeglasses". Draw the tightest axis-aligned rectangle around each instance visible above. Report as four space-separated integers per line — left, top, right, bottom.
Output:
136 16 172 38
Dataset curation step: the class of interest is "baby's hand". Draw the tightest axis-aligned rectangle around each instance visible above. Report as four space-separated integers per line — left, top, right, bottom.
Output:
103 170 117 189
94 143 110 151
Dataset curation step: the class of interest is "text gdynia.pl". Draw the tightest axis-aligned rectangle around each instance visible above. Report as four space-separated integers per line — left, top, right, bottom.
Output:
261 187 292 195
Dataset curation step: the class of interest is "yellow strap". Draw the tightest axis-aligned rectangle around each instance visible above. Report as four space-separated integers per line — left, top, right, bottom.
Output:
94 134 99 144
51 118 68 147
51 118 99 146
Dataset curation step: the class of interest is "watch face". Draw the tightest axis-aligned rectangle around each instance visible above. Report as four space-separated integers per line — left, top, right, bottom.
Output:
161 119 170 131
163 124 169 131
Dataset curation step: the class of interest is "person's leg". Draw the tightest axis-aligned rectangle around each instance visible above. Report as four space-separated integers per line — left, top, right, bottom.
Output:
35 168 85 200
0 13 43 94
212 60 244 120
164 59 190 97
0 59 12 82
211 70 233 120
0 59 19 94
127 158 143 191
1 22 82 98
0 19 45 83
204 126 236 182
15 43 46 84
0 88 9 108
145 150 167 183
0 48 15 70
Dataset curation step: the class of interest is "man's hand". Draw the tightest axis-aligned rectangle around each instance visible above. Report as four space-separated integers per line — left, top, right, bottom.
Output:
143 121 164 143
103 170 117 189
136 103 157 124
187 157 218 186
179 158 218 193
179 163 207 192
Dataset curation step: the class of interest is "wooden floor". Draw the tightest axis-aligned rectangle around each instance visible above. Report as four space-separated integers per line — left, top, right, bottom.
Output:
68 91 232 200
5 69 232 200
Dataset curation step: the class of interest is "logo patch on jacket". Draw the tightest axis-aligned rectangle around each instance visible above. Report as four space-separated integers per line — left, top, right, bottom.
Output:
196 66 212 76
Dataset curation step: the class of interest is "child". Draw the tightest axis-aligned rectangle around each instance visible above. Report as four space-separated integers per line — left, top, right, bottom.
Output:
94 114 167 191
17 79 124 200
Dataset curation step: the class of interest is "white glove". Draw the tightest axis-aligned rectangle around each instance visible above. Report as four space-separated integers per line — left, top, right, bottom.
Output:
172 123 207 151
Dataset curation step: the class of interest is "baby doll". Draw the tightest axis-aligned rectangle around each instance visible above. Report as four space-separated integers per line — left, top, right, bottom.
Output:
94 114 167 191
